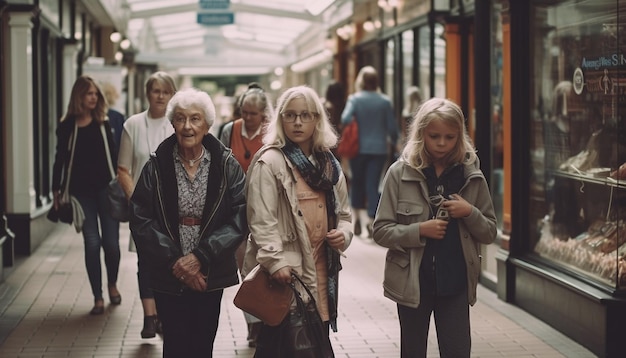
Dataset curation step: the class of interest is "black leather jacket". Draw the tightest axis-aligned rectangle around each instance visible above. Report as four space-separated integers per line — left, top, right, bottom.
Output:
129 133 247 294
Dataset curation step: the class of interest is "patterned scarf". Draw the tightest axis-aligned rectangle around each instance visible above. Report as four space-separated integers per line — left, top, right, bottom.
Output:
281 139 343 331
281 139 340 225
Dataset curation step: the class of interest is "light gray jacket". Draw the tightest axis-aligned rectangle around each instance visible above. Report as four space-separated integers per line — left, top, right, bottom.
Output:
372 159 497 308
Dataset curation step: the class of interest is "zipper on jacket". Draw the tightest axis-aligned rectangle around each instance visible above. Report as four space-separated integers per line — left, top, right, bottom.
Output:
153 159 177 243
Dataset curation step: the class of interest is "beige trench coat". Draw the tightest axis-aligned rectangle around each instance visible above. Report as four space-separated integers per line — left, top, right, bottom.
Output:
242 145 353 297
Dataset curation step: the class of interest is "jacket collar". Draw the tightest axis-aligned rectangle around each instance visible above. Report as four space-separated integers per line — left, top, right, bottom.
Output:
153 134 226 232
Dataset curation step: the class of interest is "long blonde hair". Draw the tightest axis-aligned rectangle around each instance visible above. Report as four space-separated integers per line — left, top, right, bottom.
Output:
263 86 338 151
62 75 107 123
401 97 477 169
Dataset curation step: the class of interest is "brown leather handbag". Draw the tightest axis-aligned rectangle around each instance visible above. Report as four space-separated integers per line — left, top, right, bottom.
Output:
234 264 293 326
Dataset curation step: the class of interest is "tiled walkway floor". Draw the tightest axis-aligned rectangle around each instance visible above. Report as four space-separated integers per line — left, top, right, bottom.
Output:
0 223 598 357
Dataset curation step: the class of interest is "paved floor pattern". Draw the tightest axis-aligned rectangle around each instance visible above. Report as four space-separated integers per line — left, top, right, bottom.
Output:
0 223 597 357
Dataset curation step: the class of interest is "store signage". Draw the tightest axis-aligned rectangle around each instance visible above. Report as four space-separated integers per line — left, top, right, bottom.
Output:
197 12 234 26
199 0 230 10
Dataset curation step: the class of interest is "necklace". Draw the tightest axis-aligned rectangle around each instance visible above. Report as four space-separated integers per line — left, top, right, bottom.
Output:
181 147 205 167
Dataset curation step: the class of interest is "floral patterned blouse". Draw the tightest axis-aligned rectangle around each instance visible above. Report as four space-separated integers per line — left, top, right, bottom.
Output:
173 146 210 255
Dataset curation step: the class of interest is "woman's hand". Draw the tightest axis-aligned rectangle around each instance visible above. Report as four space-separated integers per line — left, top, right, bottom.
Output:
442 194 472 218
325 229 345 250
271 266 293 285
173 254 207 291
420 219 449 240
183 272 208 292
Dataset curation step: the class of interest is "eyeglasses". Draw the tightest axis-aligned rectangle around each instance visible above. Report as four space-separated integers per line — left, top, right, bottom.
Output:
280 111 318 123
173 115 204 126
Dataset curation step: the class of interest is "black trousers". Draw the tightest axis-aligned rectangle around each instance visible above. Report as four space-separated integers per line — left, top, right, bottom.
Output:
397 289 470 358
154 289 223 358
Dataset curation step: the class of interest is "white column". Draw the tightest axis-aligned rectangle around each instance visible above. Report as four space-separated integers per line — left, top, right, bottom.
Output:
62 43 79 111
5 12 35 213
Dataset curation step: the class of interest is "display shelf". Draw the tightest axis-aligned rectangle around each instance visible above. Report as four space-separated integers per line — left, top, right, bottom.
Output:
552 170 626 189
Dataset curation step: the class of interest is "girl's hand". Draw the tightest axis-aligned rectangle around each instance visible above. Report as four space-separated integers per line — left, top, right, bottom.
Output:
272 266 293 285
325 229 345 250
442 194 473 218
421 219 448 239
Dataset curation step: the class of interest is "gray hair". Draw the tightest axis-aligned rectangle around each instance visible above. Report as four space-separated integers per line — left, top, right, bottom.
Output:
166 88 216 128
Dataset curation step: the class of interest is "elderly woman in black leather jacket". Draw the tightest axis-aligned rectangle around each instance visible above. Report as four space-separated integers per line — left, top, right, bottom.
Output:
130 87 247 358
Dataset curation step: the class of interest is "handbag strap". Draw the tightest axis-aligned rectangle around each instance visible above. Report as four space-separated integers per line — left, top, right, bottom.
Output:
62 123 78 202
100 123 116 179
290 273 318 304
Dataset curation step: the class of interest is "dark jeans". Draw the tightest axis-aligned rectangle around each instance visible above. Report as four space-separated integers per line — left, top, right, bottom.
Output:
397 290 470 358
135 240 154 299
154 289 223 358
75 188 120 300
349 153 387 218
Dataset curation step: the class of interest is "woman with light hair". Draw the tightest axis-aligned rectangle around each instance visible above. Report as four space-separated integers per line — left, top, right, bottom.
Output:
130 88 247 357
117 71 177 338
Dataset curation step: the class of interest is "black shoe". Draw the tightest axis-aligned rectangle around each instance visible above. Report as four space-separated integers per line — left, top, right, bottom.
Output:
155 316 163 335
141 315 158 338
89 305 104 315
109 294 121 305
108 285 121 305
354 218 361 236
366 221 373 238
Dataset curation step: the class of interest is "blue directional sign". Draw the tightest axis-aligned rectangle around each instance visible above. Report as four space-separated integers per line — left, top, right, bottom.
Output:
199 0 230 10
197 12 234 26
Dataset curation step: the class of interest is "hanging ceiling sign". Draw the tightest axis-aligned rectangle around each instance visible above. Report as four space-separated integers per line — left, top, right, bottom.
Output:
199 0 230 10
197 12 234 26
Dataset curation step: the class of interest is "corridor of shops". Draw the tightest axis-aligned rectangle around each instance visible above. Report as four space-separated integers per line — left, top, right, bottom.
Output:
1 1 624 357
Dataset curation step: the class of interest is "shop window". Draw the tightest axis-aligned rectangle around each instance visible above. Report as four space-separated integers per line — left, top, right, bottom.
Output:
529 0 625 290
385 37 395 104
419 26 431 97
433 23 446 98
491 2 504 229
402 29 415 97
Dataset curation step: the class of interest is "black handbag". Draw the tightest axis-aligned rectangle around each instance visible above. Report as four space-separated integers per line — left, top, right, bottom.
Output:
47 122 85 232
101 124 129 222
47 201 73 224
106 177 129 222
254 273 335 358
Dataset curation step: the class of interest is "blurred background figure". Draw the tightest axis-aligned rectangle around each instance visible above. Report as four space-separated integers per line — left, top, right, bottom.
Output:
341 66 399 237
51 75 121 316
218 82 273 347
324 81 347 135
117 71 177 339
101 81 125 151
400 86 423 147
219 83 272 172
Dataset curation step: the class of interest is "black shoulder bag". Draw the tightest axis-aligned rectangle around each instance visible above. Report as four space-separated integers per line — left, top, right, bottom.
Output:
254 273 335 358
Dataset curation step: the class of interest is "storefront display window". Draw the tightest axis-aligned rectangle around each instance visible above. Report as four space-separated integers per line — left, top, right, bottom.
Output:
529 0 625 289
402 29 414 96
491 2 504 229
385 37 395 104
433 23 446 98
419 26 431 97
